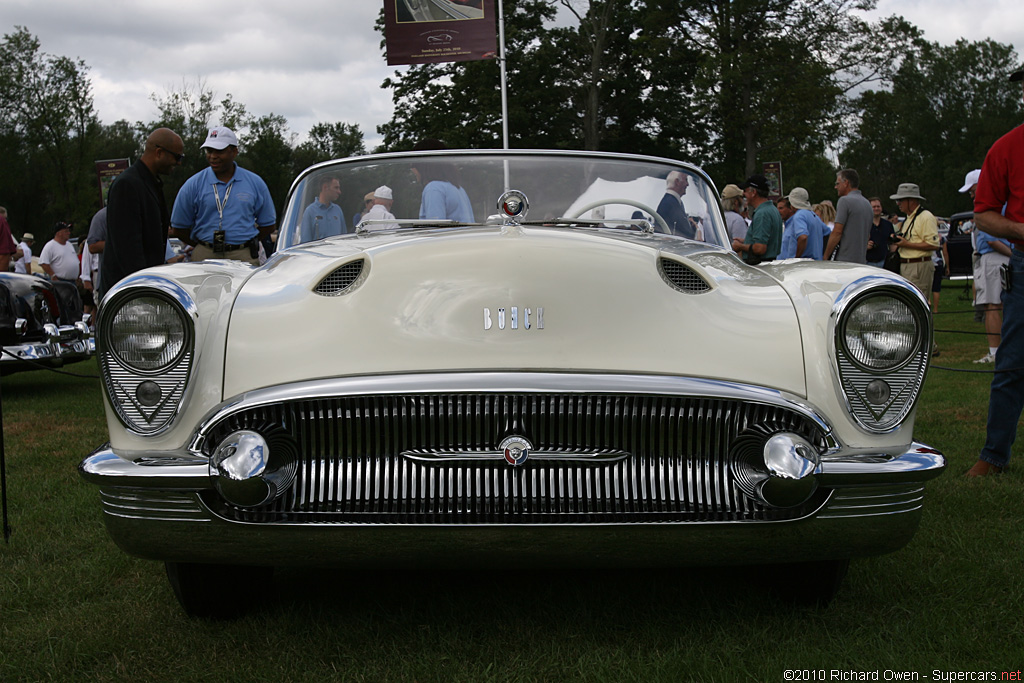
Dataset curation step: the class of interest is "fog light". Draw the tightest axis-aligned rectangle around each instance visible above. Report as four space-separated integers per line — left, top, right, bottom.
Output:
210 429 297 508
732 431 821 508
865 379 891 406
135 380 162 407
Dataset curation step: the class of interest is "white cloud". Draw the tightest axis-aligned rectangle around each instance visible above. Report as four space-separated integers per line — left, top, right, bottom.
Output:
4 0 1019 154
5 0 399 148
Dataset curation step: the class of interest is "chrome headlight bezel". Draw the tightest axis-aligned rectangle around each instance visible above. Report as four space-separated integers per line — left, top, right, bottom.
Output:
105 296 190 373
98 278 197 436
831 277 932 434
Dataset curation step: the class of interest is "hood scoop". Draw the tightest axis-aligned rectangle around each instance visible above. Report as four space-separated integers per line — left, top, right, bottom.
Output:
658 257 711 294
314 259 366 297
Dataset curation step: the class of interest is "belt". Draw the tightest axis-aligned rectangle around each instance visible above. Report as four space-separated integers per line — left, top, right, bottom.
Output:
900 256 929 263
197 238 255 251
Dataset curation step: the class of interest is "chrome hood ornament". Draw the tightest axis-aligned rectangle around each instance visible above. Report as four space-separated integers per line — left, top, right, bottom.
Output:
497 190 529 226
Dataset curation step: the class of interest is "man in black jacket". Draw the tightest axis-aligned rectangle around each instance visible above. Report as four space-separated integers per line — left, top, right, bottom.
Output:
656 171 698 239
100 128 184 298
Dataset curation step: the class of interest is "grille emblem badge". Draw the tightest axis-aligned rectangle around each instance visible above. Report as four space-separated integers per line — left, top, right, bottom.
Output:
500 435 532 466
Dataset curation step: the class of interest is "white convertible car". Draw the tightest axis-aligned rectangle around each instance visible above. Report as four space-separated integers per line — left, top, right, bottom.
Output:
80 150 945 617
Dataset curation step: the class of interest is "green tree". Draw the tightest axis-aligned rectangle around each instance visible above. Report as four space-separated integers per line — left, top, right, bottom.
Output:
0 26 99 234
293 121 367 173
843 38 1023 216
648 0 917 183
147 79 218 198
238 113 297 218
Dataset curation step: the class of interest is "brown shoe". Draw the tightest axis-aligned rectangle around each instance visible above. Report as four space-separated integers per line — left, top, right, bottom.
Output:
966 460 1004 477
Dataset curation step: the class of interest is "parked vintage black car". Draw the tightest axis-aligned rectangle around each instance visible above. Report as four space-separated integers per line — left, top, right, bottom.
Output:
0 272 92 374
944 211 975 278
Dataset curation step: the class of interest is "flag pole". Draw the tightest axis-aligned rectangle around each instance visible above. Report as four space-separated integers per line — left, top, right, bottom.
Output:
497 0 509 151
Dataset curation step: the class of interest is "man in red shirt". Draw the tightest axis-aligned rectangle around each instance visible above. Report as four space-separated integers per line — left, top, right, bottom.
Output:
0 207 18 272
967 67 1024 476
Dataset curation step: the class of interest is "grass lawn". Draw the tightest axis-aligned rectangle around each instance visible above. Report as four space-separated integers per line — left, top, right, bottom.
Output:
1 281 1021 682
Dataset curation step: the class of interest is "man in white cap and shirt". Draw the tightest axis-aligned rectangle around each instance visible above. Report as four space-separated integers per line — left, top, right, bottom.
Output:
360 186 398 231
14 232 34 273
170 126 276 264
890 182 940 297
963 168 1012 365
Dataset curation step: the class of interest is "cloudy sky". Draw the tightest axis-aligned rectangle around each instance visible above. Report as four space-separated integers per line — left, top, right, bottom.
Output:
3 0 1020 151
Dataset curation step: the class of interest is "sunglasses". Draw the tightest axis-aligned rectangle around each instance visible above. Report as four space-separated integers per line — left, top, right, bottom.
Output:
157 145 185 162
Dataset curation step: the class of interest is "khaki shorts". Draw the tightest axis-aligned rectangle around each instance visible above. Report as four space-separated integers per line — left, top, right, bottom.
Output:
974 252 1010 306
190 243 259 266
900 260 934 298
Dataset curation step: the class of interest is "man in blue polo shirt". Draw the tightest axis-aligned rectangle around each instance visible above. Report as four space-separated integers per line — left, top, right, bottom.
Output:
777 187 825 260
299 175 345 243
170 127 276 264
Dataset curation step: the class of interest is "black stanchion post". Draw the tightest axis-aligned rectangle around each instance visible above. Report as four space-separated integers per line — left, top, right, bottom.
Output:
1 346 10 543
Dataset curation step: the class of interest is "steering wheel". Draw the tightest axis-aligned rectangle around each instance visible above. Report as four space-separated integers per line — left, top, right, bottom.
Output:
567 198 672 234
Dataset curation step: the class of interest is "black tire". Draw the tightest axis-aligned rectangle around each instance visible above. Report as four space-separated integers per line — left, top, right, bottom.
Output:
165 562 273 619
764 559 850 606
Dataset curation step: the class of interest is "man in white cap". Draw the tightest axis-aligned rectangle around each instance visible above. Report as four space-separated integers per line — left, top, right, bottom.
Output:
889 182 939 297
966 66 1024 476
776 187 826 260
14 231 34 274
959 168 981 199
170 126 276 265
299 175 345 243
360 186 398 231
970 167 1012 365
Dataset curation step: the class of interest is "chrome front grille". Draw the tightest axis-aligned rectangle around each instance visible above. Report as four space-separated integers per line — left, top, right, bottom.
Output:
201 393 828 525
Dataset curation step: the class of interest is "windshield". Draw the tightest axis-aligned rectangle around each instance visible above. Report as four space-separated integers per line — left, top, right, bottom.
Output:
278 150 728 250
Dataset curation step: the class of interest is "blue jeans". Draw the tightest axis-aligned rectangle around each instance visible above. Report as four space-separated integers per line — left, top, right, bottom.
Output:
980 248 1024 468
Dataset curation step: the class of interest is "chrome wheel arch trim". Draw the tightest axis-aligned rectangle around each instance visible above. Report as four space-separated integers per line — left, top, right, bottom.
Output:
186 372 838 456
99 274 201 324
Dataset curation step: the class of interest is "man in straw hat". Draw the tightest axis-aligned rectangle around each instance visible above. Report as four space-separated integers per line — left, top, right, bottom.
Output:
966 66 1024 477
890 182 940 297
720 184 747 243
14 231 34 274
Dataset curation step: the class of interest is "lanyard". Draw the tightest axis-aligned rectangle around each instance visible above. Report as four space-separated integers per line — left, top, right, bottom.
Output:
211 181 234 230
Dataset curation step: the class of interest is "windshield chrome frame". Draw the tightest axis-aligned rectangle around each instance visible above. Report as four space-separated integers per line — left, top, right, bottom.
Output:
281 149 727 250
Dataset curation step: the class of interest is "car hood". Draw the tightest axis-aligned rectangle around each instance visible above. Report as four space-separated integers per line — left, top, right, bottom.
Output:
223 228 805 398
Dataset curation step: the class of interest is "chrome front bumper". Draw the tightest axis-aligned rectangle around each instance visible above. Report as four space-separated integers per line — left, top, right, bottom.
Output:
1 323 93 372
80 443 945 568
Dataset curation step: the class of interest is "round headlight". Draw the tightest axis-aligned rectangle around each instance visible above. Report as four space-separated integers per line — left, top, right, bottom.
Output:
108 296 187 371
843 295 920 371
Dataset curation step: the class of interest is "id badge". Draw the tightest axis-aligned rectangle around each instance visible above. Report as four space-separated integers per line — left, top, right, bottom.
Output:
213 230 226 252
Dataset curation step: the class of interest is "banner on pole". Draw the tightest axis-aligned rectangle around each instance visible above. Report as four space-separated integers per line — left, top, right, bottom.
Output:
384 0 497 66
762 161 783 201
95 158 130 206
